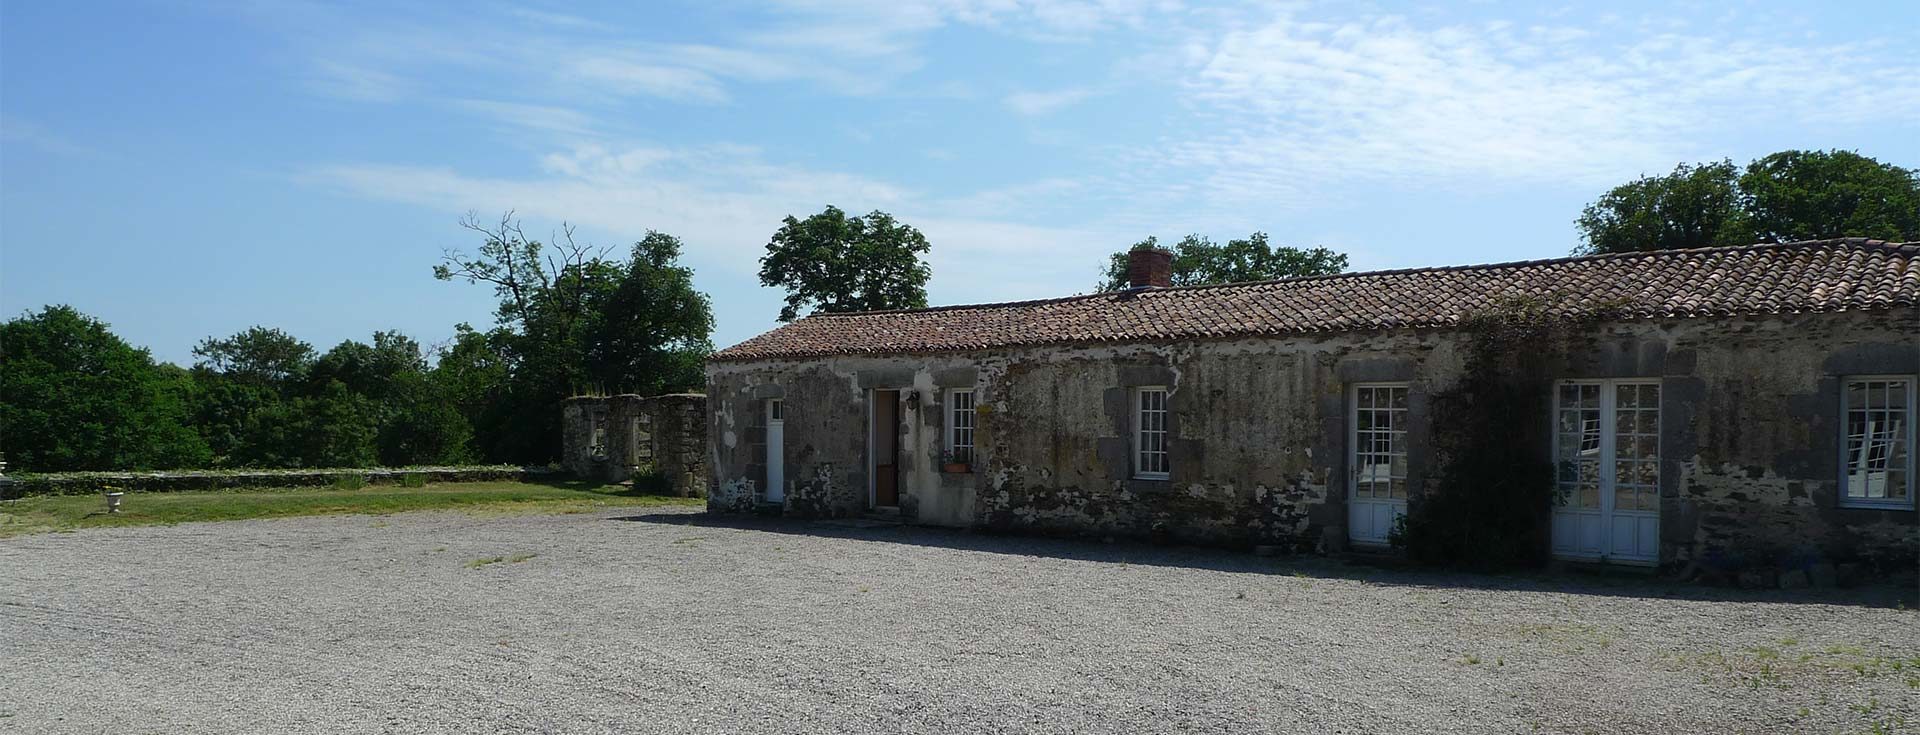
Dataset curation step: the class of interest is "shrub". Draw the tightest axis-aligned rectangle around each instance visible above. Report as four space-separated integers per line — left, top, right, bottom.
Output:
399 473 428 488
628 465 673 495
331 474 367 491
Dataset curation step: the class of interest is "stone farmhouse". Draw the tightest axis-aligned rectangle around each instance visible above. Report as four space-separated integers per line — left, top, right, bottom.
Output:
703 239 1917 575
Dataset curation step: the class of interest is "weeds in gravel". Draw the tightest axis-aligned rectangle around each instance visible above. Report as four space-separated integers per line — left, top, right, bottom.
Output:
1682 641 1920 699
1513 623 1619 654
467 553 538 568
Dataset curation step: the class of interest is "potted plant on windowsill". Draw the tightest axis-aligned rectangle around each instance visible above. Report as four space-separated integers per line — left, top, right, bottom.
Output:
941 450 972 474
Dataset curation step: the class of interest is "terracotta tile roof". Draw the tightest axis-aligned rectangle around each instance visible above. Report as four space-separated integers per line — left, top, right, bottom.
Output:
712 239 1920 362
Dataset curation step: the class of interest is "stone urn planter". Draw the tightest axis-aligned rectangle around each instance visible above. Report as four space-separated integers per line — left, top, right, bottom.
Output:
104 490 125 514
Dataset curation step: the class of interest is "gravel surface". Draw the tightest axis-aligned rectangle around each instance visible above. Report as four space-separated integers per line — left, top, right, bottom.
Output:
2 507 1915 734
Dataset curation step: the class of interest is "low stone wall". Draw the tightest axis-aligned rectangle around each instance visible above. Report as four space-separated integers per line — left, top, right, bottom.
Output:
0 465 550 499
561 393 708 497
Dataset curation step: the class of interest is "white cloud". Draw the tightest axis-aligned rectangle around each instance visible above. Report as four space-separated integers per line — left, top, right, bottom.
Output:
308 144 909 272
1004 87 1100 115
1161 11 1920 205
304 140 1131 320
568 58 731 103
448 99 600 137
309 60 411 102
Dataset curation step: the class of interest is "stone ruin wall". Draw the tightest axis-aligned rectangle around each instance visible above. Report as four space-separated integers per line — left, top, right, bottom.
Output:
561 393 709 497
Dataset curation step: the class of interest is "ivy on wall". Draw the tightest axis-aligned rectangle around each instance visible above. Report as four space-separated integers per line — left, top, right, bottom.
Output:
1393 294 1633 568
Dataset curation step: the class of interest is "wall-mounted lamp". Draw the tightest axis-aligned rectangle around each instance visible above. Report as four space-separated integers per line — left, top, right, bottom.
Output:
904 390 921 411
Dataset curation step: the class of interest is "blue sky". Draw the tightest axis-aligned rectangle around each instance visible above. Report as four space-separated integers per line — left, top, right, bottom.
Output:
3 1 1916 365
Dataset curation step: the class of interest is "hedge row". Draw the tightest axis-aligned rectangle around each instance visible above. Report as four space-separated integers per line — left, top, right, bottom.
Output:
0 465 558 499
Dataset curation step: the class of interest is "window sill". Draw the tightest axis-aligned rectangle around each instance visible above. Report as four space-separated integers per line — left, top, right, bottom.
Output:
1133 474 1170 482
1838 500 1914 511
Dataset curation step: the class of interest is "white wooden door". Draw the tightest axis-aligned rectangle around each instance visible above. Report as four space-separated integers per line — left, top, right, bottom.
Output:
1550 381 1660 565
1349 384 1409 547
765 399 785 503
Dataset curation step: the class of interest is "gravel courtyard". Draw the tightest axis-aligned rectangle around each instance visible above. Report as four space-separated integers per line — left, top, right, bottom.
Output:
2 507 1914 734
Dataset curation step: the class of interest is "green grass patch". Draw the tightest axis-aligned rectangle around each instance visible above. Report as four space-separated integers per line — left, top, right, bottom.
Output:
0 480 699 538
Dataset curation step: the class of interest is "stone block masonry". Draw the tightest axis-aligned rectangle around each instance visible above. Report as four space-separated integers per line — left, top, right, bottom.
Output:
706 310 1917 582
561 393 709 497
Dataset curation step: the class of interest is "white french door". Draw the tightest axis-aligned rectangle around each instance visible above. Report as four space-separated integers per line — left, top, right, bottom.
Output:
765 399 785 503
1550 381 1660 565
1348 384 1409 547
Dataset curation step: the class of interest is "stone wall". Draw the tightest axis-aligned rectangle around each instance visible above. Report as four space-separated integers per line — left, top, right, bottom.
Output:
561 393 709 497
705 310 1916 578
1 465 548 499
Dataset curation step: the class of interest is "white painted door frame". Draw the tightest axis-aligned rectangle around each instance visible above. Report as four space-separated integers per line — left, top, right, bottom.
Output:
1550 380 1660 565
765 399 784 503
1348 382 1409 547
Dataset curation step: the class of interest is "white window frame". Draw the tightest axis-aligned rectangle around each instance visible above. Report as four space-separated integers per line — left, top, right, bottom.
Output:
1133 386 1170 480
1839 375 1916 510
1348 383 1410 502
946 388 975 465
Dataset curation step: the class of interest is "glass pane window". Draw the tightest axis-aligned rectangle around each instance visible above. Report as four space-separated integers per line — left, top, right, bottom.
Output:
1135 387 1170 478
1612 383 1659 511
1353 385 1410 500
1556 387 1602 509
1843 378 1914 504
947 389 976 464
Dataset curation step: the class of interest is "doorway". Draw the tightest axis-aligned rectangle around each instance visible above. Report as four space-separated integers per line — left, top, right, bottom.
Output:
1348 383 1409 547
870 389 900 508
1550 380 1660 565
765 399 784 503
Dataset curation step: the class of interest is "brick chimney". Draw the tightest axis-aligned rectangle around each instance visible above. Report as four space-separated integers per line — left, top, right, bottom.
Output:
1126 247 1174 289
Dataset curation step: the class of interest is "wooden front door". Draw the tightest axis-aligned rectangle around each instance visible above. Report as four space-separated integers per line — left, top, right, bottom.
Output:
872 389 900 507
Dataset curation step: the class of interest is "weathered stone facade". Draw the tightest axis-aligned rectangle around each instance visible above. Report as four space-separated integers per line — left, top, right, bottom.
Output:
562 393 709 496
707 310 1917 577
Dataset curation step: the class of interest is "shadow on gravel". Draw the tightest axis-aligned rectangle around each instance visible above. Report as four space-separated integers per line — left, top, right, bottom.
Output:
609 511 1914 609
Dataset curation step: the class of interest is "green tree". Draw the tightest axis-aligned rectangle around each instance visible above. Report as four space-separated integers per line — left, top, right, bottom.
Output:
430 323 511 453
1097 233 1348 291
583 231 714 395
189 326 316 467
309 332 473 466
234 380 377 468
435 214 714 463
307 331 427 403
759 205 932 321
1740 150 1920 243
1574 160 1750 255
376 370 474 466
0 306 211 470
192 326 315 391
1575 150 1920 254
191 379 276 461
